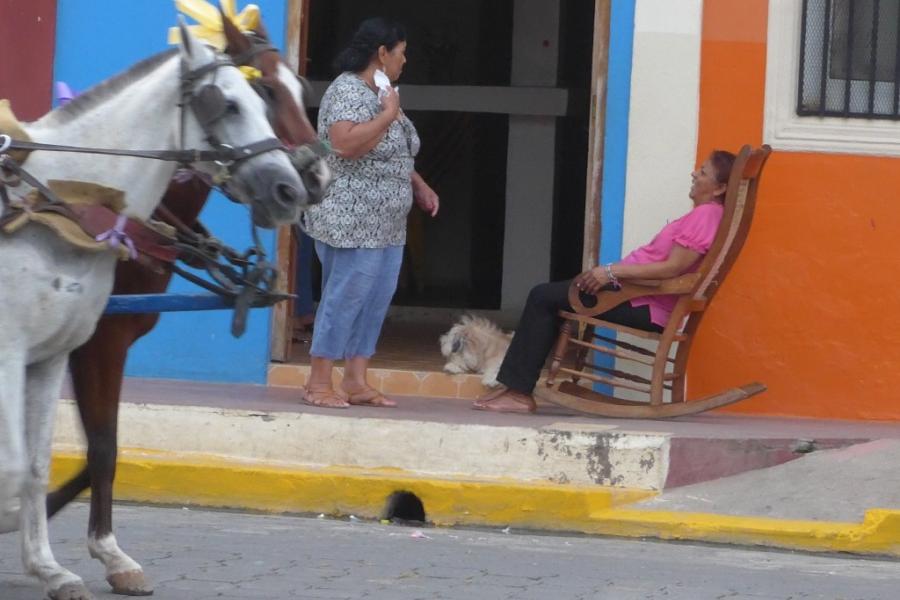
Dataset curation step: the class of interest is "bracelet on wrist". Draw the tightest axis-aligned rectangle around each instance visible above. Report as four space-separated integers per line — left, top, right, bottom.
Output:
604 263 622 289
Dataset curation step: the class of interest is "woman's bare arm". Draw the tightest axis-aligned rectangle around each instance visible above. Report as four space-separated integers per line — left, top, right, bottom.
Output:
329 87 400 160
575 244 703 294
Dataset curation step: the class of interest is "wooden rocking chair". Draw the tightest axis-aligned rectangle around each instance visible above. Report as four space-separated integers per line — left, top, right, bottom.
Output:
535 144 772 418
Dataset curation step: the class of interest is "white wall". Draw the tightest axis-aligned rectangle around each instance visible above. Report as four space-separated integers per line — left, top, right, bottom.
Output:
614 0 703 400
621 0 703 255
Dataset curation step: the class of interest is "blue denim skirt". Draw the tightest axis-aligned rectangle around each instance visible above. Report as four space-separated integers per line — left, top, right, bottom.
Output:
310 240 404 359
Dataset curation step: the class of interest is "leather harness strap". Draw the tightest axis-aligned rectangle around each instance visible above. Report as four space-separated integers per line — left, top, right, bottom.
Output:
1 137 285 167
69 203 180 265
0 154 180 268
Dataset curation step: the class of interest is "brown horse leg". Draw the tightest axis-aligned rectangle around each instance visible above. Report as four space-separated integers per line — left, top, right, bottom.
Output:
46 466 90 517
67 315 154 596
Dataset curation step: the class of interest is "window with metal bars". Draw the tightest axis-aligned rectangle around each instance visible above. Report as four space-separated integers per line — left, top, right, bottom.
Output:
798 0 900 119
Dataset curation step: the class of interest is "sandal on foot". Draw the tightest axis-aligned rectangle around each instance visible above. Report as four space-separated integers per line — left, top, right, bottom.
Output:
474 385 510 403
299 385 349 409
342 386 397 408
472 390 536 414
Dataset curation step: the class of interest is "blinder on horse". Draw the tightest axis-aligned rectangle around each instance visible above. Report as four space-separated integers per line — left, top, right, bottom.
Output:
230 34 330 200
179 57 286 190
190 83 230 128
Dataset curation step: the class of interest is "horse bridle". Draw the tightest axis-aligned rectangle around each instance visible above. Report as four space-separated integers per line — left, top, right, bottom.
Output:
178 56 291 190
0 53 290 192
230 34 330 180
0 53 300 337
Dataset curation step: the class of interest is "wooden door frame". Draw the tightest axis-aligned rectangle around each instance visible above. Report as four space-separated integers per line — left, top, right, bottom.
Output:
270 0 309 362
582 0 611 271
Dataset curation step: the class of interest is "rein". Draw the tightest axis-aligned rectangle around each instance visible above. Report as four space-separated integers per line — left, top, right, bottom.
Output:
0 135 282 167
168 224 285 337
0 56 287 192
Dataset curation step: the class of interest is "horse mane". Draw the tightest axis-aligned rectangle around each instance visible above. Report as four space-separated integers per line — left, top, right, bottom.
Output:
42 49 179 126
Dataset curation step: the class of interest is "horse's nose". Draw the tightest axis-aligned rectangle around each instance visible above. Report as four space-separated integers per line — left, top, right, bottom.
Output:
301 169 326 204
271 180 306 208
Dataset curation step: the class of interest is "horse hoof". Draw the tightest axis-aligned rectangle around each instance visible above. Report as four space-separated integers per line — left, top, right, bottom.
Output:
47 581 95 600
107 570 154 596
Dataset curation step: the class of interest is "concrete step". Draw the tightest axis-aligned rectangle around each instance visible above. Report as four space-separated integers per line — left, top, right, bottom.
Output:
269 363 491 400
53 378 900 495
52 399 672 490
48 378 900 557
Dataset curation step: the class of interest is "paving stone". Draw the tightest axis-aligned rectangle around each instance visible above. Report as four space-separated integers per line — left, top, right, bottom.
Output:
2 503 900 600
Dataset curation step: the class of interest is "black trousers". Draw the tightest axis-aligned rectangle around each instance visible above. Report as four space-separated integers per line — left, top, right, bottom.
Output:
497 280 663 394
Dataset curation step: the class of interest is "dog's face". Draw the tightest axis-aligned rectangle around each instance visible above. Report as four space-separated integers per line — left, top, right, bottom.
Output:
439 315 512 376
440 323 479 371
439 323 466 358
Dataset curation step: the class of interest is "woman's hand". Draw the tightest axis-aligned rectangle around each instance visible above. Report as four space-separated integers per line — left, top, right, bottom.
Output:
412 172 439 217
573 266 609 295
329 89 399 160
380 87 401 121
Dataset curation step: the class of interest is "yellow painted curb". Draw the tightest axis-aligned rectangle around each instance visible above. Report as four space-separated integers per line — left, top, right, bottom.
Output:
49 450 654 531
50 451 900 557
583 509 900 556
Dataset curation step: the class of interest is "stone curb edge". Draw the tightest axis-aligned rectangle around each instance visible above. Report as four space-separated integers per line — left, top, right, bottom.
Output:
49 451 900 557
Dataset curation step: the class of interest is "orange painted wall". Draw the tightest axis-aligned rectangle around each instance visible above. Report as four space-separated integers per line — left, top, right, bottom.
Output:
691 0 900 420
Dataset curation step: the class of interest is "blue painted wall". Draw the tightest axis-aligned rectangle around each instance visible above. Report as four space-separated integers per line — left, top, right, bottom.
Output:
594 0 636 387
600 0 635 266
53 0 290 383
50 0 638 386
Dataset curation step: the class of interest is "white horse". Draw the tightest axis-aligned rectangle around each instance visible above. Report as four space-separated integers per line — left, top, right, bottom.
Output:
0 22 308 600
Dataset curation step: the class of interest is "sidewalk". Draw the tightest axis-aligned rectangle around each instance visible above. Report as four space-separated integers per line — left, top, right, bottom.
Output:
51 378 900 557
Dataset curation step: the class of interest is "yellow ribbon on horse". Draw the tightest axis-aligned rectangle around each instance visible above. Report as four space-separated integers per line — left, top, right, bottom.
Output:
166 0 261 55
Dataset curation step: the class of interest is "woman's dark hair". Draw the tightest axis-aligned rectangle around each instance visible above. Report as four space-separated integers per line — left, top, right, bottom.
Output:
709 150 737 201
334 18 407 73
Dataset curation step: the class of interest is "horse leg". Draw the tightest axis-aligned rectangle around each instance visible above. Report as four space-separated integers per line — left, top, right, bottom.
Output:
0 352 26 535
46 465 91 517
69 320 153 596
22 354 94 600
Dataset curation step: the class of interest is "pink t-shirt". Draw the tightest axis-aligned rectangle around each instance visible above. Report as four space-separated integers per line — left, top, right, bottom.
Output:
620 202 724 327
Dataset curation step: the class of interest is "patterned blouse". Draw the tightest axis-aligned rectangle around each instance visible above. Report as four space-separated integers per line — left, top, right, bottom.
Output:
301 72 421 248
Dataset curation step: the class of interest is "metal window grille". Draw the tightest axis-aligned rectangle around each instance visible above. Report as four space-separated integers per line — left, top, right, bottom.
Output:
798 0 900 119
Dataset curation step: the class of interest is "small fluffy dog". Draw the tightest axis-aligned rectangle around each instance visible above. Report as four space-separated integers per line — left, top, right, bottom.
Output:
439 314 513 387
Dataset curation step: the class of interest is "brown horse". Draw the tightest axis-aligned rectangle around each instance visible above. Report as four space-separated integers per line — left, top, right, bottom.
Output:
45 16 328 596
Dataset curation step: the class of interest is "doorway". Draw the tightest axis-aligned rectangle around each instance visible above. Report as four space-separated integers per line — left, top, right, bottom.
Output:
284 0 595 369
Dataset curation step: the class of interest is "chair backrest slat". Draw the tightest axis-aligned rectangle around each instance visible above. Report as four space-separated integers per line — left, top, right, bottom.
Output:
694 178 750 300
689 145 771 304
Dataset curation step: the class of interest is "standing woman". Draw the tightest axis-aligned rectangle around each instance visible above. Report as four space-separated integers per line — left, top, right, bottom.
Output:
300 18 440 408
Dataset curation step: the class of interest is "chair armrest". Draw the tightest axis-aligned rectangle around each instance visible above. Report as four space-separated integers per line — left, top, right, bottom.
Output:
566 273 701 316
627 278 663 287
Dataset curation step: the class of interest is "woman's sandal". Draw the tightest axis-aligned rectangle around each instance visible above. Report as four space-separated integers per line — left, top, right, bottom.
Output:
472 386 536 414
341 385 397 408
299 385 350 409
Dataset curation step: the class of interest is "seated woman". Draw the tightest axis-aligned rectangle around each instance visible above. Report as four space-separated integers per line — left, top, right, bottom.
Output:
474 150 736 413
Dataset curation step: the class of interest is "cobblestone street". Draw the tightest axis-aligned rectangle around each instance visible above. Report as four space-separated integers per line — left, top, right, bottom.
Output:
1 502 899 599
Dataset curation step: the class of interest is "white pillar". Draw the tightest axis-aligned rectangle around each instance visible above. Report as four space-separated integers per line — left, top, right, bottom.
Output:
501 0 561 311
622 0 703 251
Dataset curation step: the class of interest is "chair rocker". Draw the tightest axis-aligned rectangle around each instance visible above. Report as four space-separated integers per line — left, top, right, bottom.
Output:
535 144 772 418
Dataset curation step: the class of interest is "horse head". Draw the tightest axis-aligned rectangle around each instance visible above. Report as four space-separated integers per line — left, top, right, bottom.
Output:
177 20 309 227
220 13 331 204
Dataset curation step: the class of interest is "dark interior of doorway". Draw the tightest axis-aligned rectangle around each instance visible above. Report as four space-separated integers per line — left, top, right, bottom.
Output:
294 0 591 320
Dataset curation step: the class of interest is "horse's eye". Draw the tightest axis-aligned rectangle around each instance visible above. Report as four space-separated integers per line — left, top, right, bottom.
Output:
225 99 240 115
